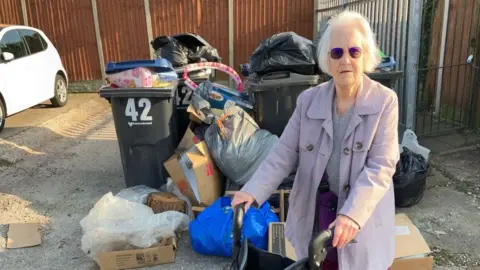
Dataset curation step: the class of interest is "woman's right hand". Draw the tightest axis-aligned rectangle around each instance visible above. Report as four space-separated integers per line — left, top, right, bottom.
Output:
231 191 255 211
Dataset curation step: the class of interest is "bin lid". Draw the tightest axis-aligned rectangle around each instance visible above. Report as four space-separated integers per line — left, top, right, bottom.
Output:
105 58 175 74
99 87 177 98
247 71 320 91
366 71 403 80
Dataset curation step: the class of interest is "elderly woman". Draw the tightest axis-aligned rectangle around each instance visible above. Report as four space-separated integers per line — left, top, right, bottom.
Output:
232 11 399 270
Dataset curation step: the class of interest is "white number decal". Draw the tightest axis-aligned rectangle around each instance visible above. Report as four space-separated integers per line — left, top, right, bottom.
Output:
125 98 139 121
125 98 152 122
176 88 182 106
176 86 192 106
138 98 152 121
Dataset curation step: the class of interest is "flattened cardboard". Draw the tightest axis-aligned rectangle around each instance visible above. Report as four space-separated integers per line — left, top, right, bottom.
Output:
97 237 177 270
268 222 296 261
391 257 434 270
187 104 203 124
391 213 433 270
165 121 223 206
7 223 42 249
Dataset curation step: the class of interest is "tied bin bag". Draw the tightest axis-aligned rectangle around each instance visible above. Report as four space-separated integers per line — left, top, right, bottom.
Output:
204 106 278 186
189 196 279 257
393 146 430 207
249 31 318 76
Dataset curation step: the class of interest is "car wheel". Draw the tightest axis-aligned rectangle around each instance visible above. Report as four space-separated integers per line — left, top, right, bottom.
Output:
0 99 5 133
50 75 68 107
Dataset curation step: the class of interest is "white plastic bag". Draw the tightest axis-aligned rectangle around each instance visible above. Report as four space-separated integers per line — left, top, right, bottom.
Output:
115 185 159 204
80 192 189 263
161 178 195 221
114 179 195 221
399 129 430 161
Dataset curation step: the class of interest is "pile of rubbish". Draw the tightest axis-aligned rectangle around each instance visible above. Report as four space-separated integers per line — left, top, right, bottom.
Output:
80 179 191 268
88 31 429 269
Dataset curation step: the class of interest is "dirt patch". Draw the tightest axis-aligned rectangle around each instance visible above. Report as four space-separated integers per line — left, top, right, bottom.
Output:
431 147 480 196
0 158 15 167
432 246 480 268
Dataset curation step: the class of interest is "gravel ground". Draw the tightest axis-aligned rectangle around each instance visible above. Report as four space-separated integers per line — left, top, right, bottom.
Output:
0 97 229 270
0 95 479 270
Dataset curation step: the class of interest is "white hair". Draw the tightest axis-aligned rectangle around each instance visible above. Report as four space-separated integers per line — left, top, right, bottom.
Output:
316 11 382 75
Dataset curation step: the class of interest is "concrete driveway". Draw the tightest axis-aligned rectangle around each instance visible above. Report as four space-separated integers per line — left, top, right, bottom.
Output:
0 93 100 139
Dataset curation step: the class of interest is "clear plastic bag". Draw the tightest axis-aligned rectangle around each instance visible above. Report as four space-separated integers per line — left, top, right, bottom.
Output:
161 178 195 221
80 192 189 263
114 179 195 221
115 185 158 204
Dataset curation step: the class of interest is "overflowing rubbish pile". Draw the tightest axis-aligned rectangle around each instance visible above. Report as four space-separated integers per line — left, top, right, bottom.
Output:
89 31 432 269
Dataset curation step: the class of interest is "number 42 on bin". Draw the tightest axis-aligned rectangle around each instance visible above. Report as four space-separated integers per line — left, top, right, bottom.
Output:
125 98 153 127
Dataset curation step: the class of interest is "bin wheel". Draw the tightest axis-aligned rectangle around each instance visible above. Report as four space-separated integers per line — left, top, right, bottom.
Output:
50 75 68 107
0 99 5 133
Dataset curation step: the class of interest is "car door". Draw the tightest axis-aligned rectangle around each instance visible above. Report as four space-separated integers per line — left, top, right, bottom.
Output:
0 29 32 116
20 29 52 104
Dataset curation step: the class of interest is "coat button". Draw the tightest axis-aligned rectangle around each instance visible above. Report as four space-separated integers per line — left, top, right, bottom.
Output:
343 184 351 193
355 142 363 150
343 147 350 155
306 144 314 152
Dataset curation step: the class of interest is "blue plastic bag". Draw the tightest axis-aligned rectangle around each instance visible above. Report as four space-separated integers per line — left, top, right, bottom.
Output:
189 196 279 257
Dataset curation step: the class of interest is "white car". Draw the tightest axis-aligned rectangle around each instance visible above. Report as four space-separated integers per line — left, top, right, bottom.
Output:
0 24 68 132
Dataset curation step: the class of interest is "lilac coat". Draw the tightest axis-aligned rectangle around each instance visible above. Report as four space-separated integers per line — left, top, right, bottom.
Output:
241 74 400 269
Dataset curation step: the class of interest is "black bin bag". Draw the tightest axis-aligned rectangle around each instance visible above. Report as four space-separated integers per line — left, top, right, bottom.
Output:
249 31 318 76
393 146 430 207
151 33 221 66
151 36 189 67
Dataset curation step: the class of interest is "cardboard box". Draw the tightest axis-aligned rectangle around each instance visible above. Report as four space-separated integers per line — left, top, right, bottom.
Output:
97 237 177 270
267 215 433 270
391 213 434 270
164 122 223 206
268 222 296 261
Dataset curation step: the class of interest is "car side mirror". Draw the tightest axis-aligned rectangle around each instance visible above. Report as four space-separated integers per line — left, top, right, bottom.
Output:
1 52 14 62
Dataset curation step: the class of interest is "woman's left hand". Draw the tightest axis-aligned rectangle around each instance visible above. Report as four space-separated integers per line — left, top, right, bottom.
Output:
328 215 360 249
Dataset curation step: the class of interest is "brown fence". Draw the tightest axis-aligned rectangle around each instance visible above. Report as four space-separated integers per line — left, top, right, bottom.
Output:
0 0 315 83
150 0 230 79
233 0 314 71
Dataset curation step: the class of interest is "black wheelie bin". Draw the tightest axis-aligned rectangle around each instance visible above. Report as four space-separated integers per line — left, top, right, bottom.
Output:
247 71 324 137
99 59 179 189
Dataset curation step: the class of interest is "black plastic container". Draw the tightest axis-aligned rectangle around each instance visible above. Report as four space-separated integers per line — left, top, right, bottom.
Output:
99 87 178 188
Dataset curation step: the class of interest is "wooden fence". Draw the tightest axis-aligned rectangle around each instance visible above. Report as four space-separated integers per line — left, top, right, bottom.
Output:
0 0 315 82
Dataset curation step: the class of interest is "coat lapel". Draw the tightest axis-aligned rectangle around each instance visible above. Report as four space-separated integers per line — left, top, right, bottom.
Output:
343 75 383 141
306 80 334 140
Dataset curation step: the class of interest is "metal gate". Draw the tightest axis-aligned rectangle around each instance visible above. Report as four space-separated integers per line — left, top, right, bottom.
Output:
415 0 480 136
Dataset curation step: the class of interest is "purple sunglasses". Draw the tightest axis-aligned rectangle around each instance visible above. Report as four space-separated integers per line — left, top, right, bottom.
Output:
329 47 362 59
